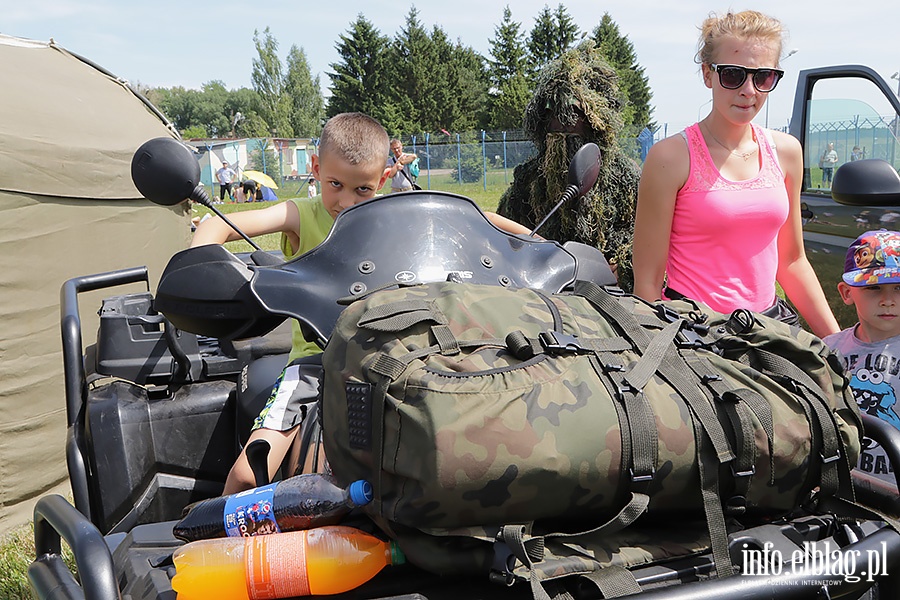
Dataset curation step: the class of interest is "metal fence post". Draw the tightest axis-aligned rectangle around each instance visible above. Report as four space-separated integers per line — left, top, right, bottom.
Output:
425 132 430 189
456 134 462 185
481 130 487 192
503 131 508 184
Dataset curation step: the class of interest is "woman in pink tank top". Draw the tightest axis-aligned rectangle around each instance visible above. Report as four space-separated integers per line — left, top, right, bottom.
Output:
632 10 839 338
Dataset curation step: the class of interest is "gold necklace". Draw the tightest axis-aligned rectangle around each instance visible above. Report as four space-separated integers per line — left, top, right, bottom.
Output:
703 124 758 161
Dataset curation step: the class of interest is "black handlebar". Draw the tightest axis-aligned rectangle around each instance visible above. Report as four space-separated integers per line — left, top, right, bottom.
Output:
60 267 150 526
29 494 121 600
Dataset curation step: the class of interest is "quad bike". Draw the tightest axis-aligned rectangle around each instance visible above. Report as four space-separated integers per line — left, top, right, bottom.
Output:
28 137 900 600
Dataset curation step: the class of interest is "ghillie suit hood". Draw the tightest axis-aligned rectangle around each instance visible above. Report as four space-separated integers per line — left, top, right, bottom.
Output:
497 42 641 291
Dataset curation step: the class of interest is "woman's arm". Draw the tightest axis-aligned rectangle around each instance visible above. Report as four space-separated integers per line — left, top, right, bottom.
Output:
632 136 689 302
772 131 840 338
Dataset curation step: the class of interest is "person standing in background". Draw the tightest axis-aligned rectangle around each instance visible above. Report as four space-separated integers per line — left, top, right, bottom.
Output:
821 142 839 187
386 139 419 193
216 161 236 203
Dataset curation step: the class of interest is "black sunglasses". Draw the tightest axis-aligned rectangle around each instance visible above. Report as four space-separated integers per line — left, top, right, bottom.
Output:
709 63 784 93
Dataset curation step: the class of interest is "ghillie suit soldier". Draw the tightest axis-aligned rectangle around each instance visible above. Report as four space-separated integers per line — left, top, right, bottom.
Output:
497 42 641 291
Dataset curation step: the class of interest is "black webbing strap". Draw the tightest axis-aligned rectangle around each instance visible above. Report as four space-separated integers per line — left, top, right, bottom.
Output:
573 281 735 465
691 415 734 577
357 299 446 332
750 348 848 499
589 353 633 490
680 352 758 512
728 388 776 485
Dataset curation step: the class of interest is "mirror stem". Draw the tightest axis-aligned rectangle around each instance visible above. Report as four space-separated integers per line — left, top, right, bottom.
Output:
529 184 579 238
190 184 263 251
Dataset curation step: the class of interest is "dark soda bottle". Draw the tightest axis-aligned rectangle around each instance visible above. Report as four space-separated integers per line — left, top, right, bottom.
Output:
173 473 372 542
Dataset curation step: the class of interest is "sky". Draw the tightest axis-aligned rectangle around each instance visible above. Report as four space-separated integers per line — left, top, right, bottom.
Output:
3 0 898 135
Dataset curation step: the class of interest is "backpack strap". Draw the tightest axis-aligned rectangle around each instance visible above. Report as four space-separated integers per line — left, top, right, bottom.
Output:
680 352 762 514
357 299 446 331
496 508 650 600
577 568 642 598
572 282 735 464
572 281 735 577
743 347 853 500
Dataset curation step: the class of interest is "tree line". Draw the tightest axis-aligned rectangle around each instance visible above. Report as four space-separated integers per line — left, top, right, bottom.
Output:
143 5 654 141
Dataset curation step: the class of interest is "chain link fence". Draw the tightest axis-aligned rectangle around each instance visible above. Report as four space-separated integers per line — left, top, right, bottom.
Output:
807 114 900 168
197 128 656 198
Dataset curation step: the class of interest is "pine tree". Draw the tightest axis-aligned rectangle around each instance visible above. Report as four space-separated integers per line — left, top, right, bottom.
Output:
488 6 527 87
590 13 654 130
443 43 490 132
527 4 579 77
285 45 325 137
487 6 529 130
489 73 531 130
326 15 390 121
251 27 292 136
385 7 435 135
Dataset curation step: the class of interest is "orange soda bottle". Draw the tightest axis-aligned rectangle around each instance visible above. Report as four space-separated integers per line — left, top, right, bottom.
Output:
171 525 405 600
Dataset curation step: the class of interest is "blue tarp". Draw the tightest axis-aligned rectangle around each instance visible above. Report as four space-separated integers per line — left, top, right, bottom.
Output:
260 185 278 201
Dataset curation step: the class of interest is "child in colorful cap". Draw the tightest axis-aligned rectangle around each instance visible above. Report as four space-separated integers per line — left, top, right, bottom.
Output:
824 229 900 492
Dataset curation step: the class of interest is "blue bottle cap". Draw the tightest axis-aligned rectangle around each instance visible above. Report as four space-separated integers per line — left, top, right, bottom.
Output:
348 480 373 506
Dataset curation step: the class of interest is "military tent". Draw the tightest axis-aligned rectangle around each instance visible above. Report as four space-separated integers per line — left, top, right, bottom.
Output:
0 34 190 536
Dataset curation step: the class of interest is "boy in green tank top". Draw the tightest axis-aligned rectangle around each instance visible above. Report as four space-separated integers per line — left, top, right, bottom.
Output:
193 113 532 493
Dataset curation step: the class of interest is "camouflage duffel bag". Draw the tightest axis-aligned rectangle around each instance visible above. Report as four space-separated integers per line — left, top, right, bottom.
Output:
320 280 861 587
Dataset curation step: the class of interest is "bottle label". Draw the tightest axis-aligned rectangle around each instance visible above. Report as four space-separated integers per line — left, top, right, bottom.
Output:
224 483 281 537
246 532 310 599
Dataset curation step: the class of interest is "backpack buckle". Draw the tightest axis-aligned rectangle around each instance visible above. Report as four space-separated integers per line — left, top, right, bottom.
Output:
821 451 841 464
731 464 756 478
539 331 586 354
629 466 655 483
655 304 681 324
489 539 516 586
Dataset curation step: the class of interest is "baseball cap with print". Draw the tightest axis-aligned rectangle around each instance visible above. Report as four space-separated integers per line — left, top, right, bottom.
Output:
842 229 900 287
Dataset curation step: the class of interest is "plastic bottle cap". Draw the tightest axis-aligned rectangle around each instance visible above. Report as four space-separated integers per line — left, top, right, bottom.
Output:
389 541 406 566
349 480 374 506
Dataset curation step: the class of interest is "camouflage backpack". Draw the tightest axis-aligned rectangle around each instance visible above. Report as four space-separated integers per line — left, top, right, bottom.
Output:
320 280 861 596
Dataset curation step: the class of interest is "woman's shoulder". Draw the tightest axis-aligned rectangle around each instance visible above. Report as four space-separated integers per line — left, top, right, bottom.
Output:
645 131 689 162
642 131 690 176
767 129 801 152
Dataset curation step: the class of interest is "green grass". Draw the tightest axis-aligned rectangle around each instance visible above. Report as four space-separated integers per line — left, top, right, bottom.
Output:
1 517 76 600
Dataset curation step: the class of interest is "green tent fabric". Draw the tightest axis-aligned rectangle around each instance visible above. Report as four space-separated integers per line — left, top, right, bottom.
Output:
0 34 191 537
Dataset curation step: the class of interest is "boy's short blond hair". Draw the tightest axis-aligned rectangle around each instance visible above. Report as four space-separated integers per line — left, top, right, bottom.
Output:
318 112 389 167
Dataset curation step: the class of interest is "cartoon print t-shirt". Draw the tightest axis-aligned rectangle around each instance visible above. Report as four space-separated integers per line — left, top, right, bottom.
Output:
824 327 900 488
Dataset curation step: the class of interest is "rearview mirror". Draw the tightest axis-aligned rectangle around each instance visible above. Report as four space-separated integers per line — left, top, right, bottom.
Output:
832 159 900 207
568 142 601 197
131 137 263 251
131 137 202 206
